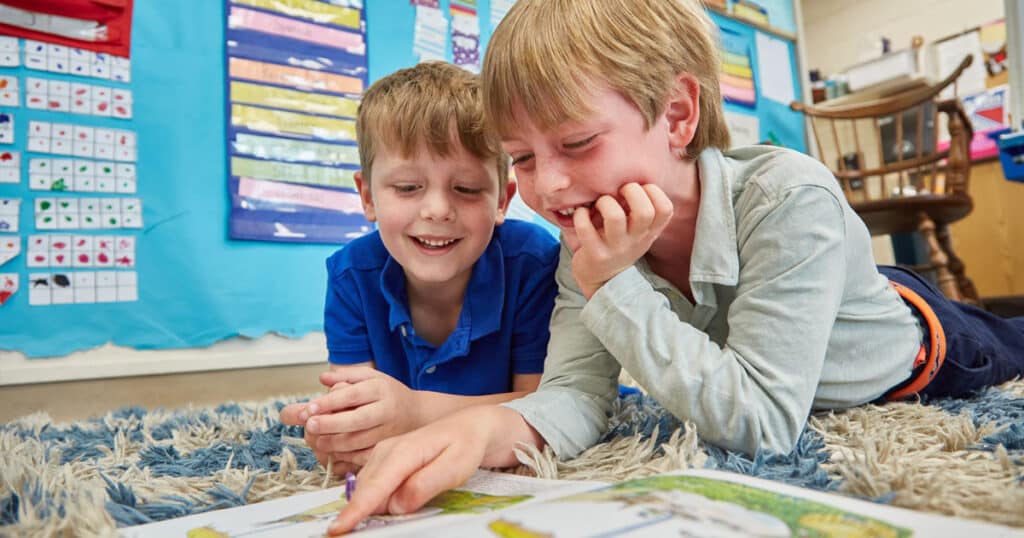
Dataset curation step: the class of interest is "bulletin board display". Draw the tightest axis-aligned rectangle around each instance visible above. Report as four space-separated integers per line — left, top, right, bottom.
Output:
933 20 1013 161
0 0 803 359
712 11 806 153
224 0 371 244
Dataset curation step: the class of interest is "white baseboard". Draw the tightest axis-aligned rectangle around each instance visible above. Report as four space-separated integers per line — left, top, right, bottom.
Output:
0 332 327 386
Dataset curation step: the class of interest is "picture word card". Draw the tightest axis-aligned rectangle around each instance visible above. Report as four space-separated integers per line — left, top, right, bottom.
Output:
25 77 133 119
0 151 19 183
0 236 19 266
0 75 18 106
23 40 131 82
27 122 137 162
34 197 143 230
0 273 15 305
27 234 135 269
0 198 19 232
0 112 13 144
0 37 18 67
28 270 138 305
29 158 136 193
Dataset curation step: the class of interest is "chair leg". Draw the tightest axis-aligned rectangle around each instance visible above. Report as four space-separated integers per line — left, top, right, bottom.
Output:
935 223 981 305
917 211 962 301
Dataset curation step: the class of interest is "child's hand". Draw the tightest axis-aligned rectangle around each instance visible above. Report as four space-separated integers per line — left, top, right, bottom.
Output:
327 406 500 535
303 366 423 462
570 182 673 299
279 401 360 477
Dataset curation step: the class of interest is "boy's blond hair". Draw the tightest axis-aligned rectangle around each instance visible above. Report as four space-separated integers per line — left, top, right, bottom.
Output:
356 62 509 188
483 0 730 158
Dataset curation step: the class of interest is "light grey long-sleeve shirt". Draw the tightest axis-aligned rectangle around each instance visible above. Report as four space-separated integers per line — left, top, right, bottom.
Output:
504 145 922 456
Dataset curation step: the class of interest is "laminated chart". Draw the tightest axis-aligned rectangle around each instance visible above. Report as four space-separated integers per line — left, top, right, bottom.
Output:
225 0 371 243
720 27 757 108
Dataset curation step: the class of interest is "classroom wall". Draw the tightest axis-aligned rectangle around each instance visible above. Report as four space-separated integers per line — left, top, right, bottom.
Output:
801 0 1004 77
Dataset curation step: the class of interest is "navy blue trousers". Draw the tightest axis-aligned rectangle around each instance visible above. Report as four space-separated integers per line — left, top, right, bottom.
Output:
878 265 1024 398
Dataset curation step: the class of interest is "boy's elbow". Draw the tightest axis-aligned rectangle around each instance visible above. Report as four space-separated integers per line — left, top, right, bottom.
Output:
512 373 542 393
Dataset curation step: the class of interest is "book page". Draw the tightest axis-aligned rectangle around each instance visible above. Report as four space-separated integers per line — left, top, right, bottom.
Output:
428 469 1022 538
118 470 603 538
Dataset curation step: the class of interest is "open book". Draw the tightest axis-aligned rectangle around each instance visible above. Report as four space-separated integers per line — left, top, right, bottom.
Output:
120 468 1021 537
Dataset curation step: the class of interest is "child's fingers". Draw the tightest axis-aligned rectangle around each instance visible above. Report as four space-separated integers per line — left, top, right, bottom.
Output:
385 440 481 516
278 402 307 425
594 195 627 244
621 183 655 233
328 438 438 534
333 448 373 468
308 381 378 415
643 183 674 230
572 206 603 249
319 365 379 387
316 427 384 454
306 402 383 435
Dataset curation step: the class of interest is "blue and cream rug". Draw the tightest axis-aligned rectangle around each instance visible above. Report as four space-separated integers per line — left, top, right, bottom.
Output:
2 379 1022 536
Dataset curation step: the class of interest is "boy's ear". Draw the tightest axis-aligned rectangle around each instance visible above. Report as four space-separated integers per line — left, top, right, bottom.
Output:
665 73 701 155
354 171 376 222
495 179 517 225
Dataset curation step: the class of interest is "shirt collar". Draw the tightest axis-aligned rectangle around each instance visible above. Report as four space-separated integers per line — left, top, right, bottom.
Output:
379 232 506 340
689 147 740 287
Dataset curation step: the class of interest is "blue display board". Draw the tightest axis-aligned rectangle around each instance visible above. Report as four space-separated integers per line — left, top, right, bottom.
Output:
0 0 802 358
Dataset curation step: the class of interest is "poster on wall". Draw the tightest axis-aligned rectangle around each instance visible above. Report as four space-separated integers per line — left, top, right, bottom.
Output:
0 0 134 58
225 0 371 244
720 27 756 108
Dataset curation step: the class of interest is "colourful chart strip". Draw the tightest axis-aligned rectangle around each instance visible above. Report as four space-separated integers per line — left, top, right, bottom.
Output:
230 81 359 117
722 63 753 79
231 0 361 29
722 51 751 67
229 7 365 54
233 133 359 166
231 104 357 141
229 57 363 94
720 73 755 90
231 157 356 188
239 177 364 212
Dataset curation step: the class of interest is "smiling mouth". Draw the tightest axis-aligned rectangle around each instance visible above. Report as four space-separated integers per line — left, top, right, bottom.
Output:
412 236 460 249
554 202 595 217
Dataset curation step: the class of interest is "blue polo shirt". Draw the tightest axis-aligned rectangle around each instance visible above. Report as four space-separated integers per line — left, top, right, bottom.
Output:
323 219 559 395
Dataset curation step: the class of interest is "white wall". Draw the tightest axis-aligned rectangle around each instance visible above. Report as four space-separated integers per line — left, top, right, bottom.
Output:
0 333 326 386
802 0 1005 77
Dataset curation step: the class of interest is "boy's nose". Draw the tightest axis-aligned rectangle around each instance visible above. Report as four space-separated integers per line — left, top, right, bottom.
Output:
534 160 571 198
420 191 455 221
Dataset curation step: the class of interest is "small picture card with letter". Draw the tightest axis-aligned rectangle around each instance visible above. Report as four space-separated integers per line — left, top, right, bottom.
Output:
0 236 19 267
0 151 19 183
0 75 19 106
0 273 16 306
0 37 19 67
0 113 14 144
0 198 19 233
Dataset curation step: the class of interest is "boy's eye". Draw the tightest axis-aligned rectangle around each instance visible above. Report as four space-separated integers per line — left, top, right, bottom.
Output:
564 134 597 149
455 186 483 195
510 153 534 167
393 184 420 193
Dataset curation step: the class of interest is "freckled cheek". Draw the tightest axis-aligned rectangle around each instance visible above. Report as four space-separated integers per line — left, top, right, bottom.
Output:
517 180 543 213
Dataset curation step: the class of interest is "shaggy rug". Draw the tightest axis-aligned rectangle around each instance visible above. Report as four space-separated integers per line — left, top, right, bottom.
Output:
2 379 1022 537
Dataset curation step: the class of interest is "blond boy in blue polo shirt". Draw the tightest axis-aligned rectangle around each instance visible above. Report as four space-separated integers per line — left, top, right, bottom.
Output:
279 62 558 474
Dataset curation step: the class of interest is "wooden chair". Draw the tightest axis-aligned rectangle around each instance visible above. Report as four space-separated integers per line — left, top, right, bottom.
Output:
791 56 979 303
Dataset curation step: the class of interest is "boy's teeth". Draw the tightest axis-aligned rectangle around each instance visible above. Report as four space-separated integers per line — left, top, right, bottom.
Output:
557 202 594 217
418 237 456 247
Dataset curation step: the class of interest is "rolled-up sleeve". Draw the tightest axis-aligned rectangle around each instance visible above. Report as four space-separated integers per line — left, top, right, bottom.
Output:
502 243 621 458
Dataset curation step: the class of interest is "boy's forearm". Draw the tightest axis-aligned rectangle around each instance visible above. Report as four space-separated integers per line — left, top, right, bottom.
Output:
411 389 535 430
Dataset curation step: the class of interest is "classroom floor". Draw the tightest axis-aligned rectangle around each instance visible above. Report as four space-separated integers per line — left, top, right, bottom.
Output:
0 363 325 423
